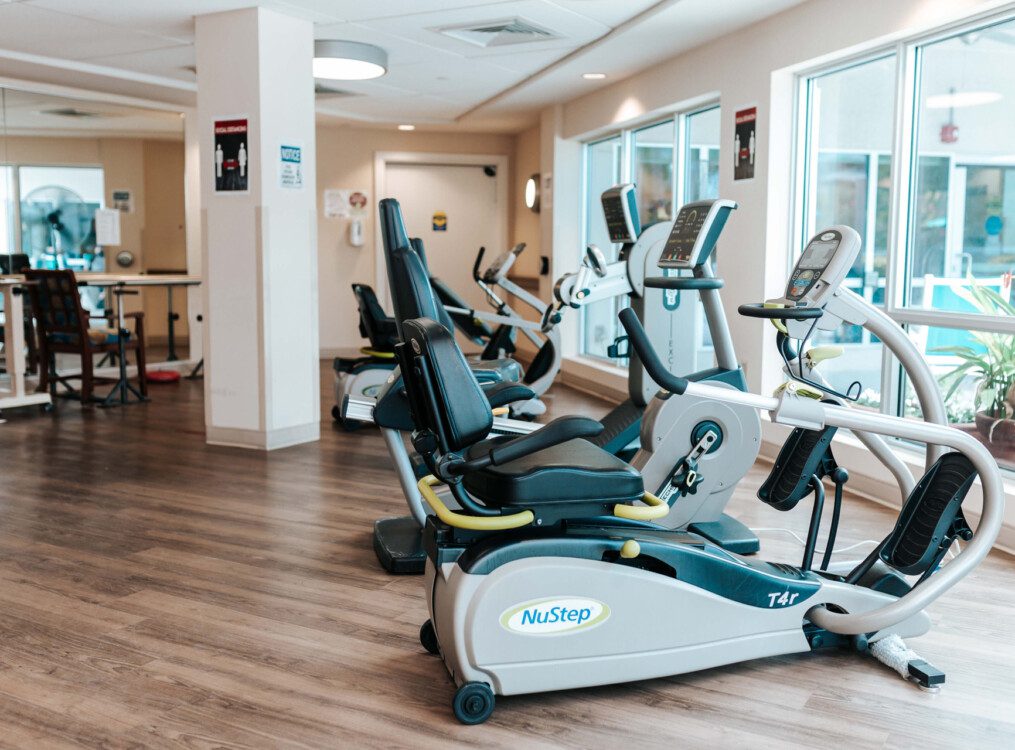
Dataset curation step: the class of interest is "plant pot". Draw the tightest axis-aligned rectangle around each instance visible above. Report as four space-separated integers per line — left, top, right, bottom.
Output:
974 411 1015 444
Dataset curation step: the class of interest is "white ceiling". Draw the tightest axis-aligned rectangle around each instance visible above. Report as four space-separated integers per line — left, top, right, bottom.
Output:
0 89 183 138
0 0 804 133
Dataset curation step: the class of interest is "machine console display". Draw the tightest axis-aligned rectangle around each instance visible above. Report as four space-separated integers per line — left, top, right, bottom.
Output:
782 227 861 307
601 184 640 244
658 199 737 269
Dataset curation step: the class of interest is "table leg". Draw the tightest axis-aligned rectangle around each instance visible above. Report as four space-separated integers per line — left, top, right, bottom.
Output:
166 286 178 362
100 285 147 407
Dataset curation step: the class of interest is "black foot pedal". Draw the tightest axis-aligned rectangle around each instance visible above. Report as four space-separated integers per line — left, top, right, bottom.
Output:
909 660 946 690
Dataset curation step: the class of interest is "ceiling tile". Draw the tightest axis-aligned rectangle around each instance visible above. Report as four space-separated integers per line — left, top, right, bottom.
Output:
542 0 659 27
25 0 340 42
313 21 461 65
357 0 610 59
0 3 184 59
83 44 197 82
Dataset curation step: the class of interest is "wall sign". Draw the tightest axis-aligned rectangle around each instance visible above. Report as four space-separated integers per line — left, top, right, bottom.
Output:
214 117 249 193
432 210 447 232
734 106 757 182
111 189 133 213
324 189 369 218
279 143 304 189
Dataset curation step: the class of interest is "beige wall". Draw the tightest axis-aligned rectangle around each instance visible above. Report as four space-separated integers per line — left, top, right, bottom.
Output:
2 135 186 342
510 124 542 277
316 123 515 352
141 139 188 342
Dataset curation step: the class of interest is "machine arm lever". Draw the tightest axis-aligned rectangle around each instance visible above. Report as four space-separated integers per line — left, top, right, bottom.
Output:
618 308 690 395
472 246 486 282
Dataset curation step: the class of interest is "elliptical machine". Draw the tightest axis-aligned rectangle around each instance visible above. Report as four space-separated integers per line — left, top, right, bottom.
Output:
401 224 1003 724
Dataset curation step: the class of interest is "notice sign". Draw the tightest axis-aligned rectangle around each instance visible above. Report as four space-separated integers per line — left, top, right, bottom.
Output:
94 208 121 246
432 210 447 231
734 106 757 181
214 117 249 193
111 189 133 213
279 143 304 189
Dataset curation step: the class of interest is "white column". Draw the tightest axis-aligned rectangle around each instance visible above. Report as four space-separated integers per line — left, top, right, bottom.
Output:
182 107 203 372
196 7 320 449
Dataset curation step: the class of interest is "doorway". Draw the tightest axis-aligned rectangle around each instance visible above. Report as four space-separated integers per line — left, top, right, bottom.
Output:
375 153 508 322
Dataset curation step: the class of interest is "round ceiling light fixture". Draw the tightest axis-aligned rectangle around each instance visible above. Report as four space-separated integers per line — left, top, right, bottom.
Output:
313 40 388 80
398 124 416 131
582 72 607 80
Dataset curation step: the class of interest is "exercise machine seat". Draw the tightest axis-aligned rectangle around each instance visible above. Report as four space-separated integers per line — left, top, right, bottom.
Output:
463 436 644 507
352 283 398 352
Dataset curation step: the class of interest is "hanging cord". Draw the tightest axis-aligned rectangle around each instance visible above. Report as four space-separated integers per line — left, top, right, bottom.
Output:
779 316 862 402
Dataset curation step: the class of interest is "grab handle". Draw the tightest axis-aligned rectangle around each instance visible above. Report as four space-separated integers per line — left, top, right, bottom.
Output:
618 308 690 395
645 277 724 291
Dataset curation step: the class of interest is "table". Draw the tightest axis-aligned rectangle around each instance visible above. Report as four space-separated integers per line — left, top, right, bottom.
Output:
75 274 202 405
0 279 52 413
76 273 201 362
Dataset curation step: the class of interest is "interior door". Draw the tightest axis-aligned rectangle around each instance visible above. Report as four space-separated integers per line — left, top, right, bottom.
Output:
384 162 502 324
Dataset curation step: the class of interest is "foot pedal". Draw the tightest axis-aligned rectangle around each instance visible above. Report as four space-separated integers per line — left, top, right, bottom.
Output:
908 660 946 690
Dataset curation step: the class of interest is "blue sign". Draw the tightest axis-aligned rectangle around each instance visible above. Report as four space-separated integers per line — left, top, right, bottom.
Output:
985 215 1003 236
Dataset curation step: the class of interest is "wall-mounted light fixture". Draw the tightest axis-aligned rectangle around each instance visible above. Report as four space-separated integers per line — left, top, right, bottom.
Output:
313 40 388 80
525 173 541 213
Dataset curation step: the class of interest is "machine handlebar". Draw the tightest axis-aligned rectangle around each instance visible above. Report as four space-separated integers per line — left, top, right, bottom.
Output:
472 247 486 283
645 276 724 291
738 303 823 320
618 308 689 395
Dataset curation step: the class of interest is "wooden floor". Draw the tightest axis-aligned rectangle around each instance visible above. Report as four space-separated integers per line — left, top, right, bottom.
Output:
0 365 1013 748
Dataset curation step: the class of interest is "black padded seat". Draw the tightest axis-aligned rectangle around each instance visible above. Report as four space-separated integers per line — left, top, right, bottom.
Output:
463 437 644 507
470 357 521 384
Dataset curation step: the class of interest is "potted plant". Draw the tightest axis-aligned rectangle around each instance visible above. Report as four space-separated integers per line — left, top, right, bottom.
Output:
936 279 1015 443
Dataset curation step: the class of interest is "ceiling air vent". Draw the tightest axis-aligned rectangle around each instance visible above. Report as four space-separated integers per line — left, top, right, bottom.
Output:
436 18 560 48
40 108 107 119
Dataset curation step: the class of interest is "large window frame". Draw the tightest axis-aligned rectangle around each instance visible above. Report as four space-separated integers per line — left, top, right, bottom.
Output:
578 104 721 365
795 11 1015 467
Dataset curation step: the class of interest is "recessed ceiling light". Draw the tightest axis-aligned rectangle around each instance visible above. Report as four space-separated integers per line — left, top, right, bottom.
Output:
582 72 607 80
398 124 415 131
926 91 1001 109
313 40 387 80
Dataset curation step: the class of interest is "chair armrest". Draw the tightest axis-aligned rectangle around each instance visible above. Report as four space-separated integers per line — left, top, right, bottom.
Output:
481 381 538 409
124 311 145 319
487 416 603 466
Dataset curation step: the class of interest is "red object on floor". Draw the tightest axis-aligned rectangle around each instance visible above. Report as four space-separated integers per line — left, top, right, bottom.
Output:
147 369 181 383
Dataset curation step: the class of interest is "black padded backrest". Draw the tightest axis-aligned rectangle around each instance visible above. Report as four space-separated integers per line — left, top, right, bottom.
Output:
409 238 455 333
401 317 493 452
351 283 398 351
379 199 446 340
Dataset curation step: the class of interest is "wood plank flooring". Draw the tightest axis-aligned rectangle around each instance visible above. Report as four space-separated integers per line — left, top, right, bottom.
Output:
0 365 1012 748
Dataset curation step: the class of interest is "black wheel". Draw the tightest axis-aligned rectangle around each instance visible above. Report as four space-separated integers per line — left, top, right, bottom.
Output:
331 405 341 421
340 418 363 432
452 682 495 725
419 620 440 655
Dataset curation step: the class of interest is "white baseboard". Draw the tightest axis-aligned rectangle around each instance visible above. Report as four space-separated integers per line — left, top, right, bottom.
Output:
206 421 320 450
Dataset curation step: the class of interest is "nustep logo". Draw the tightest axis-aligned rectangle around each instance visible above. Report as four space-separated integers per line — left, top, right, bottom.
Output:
500 597 610 635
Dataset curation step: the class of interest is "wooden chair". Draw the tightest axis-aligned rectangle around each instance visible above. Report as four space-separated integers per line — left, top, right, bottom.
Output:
25 269 148 404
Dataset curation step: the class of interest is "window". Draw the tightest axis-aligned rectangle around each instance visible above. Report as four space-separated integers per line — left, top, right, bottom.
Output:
18 165 104 270
0 166 13 255
582 135 624 360
579 106 720 364
798 15 1015 469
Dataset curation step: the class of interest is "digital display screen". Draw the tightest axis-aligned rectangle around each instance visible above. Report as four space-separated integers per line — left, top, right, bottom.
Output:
659 206 706 265
797 239 837 270
602 194 634 243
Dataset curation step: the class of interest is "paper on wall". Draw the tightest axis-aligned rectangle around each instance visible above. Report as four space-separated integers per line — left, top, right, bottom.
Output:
95 208 121 246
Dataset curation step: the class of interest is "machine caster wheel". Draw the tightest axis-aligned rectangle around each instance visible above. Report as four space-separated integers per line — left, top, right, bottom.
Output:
420 620 440 655
452 682 495 725
340 418 364 432
331 405 341 421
